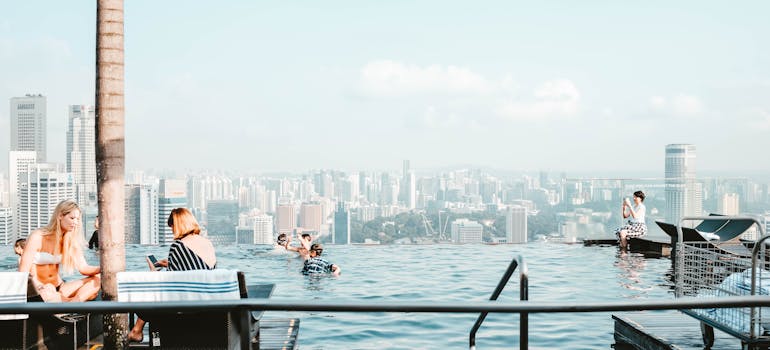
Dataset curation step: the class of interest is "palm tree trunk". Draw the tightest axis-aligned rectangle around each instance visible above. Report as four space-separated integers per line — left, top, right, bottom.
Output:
96 0 127 348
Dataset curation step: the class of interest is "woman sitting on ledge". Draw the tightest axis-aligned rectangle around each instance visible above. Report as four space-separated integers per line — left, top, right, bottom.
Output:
615 190 648 250
18 199 101 302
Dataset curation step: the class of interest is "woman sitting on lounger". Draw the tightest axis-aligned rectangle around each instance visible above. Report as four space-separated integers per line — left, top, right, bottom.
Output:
615 190 648 250
18 199 101 302
129 207 216 342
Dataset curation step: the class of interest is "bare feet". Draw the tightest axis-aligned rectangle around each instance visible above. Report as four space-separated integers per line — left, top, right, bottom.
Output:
128 329 143 343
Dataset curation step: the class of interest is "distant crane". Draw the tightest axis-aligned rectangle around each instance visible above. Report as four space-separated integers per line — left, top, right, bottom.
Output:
420 211 450 241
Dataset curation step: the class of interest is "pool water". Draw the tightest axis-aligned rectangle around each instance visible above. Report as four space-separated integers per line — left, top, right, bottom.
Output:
2 242 674 349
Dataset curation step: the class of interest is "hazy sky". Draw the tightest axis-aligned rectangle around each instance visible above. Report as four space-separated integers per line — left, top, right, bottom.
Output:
2 1 769 175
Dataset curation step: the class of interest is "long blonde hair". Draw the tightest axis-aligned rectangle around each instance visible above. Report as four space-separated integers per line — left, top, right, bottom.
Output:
42 199 85 274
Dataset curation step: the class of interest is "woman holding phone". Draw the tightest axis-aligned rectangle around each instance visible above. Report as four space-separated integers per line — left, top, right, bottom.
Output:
614 191 648 250
129 207 216 342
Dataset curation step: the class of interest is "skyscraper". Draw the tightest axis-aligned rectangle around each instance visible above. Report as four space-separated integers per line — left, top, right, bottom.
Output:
158 179 187 244
67 105 97 205
333 202 350 244
276 204 296 235
10 94 47 161
451 218 483 243
17 164 75 238
206 200 238 245
299 202 323 233
718 193 740 215
506 205 528 244
0 208 13 245
665 144 701 223
125 183 158 245
7 151 36 240
252 214 274 245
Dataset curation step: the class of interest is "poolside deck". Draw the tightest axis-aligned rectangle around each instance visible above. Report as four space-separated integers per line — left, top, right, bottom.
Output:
613 311 742 350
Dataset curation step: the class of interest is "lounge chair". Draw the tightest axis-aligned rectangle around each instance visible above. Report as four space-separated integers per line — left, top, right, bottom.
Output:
0 272 28 349
118 269 273 349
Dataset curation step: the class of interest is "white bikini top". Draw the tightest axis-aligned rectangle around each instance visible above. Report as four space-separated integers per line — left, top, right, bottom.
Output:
33 252 62 265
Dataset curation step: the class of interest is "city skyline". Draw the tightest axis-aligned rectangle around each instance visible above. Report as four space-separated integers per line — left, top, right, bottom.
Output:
2 1 770 174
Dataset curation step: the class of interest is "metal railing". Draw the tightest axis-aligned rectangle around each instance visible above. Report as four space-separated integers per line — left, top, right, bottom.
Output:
469 255 527 350
6 297 770 348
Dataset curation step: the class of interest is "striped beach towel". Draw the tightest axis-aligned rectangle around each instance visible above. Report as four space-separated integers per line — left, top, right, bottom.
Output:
117 270 240 302
0 272 28 320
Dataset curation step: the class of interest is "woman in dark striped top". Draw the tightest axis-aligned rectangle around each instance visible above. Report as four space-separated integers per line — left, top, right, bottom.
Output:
128 207 216 343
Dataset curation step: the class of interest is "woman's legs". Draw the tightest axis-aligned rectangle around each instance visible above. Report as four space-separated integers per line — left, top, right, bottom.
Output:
59 275 101 302
618 230 629 250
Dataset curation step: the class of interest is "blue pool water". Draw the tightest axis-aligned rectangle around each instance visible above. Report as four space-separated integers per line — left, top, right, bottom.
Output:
2 242 674 349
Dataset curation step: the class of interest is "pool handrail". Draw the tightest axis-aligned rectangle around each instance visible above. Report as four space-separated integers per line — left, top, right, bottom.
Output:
468 254 528 350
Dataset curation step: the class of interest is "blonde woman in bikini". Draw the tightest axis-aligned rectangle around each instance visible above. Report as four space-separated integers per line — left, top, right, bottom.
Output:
18 199 101 302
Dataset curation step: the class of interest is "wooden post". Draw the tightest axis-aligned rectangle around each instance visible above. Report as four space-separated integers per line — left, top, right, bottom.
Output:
96 0 127 348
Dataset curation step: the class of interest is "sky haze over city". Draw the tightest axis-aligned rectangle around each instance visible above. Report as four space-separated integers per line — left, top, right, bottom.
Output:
2 1 770 174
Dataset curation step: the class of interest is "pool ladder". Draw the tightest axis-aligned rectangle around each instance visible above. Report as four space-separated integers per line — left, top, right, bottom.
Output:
469 255 528 349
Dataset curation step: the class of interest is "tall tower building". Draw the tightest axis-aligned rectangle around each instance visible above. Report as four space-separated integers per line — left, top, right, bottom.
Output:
8 151 36 240
252 214 274 245
125 183 159 245
67 105 97 205
275 204 296 235
158 179 187 244
333 202 350 244
407 172 417 209
17 164 75 238
206 200 238 245
665 144 701 224
10 94 47 161
506 205 528 243
299 202 323 233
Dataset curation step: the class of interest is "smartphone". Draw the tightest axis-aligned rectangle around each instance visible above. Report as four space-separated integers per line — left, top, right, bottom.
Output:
146 255 161 271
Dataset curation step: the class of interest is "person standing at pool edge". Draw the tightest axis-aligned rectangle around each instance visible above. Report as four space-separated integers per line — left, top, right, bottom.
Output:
615 191 647 250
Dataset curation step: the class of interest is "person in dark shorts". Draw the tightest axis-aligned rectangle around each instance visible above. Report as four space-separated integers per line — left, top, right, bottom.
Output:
302 243 341 276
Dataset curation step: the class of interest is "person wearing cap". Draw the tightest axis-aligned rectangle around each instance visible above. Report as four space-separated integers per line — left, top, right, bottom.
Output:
301 243 341 276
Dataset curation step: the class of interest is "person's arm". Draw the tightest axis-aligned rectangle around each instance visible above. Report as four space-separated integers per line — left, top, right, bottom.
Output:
331 264 341 276
622 201 630 219
626 203 639 219
76 253 101 276
298 233 312 251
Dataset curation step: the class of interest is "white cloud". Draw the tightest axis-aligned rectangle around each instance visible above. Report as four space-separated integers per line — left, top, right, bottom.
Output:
497 79 581 120
748 108 770 130
360 60 492 97
648 94 704 117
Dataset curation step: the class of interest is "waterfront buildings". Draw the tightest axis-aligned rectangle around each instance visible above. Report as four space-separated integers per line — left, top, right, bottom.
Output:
0 207 12 245
7 151 36 240
206 200 238 245
450 218 483 243
10 94 47 162
299 202 323 233
506 205 528 244
66 105 97 205
665 144 702 224
276 204 297 235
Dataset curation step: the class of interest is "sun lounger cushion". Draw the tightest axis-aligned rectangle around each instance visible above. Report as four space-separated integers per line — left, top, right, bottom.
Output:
0 272 28 320
117 269 240 302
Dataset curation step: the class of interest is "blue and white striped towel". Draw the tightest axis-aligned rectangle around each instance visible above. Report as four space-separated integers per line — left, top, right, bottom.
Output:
117 269 240 302
0 272 28 320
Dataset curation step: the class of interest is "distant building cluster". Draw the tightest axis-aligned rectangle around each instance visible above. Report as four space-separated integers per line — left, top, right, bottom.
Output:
2 95 770 245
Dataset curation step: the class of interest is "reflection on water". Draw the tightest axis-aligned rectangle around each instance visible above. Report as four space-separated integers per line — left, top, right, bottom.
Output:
1 242 678 349
614 250 653 297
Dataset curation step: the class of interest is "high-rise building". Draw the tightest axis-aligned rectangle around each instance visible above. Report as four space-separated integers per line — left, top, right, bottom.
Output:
451 218 483 243
125 183 158 245
10 94 47 161
17 164 75 238
206 200 238 245
252 214 274 245
0 207 13 245
158 179 187 244
333 202 350 244
718 193 740 215
7 151 36 240
299 202 323 233
276 204 296 235
66 105 97 205
506 205 528 244
665 144 701 224
407 172 416 209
